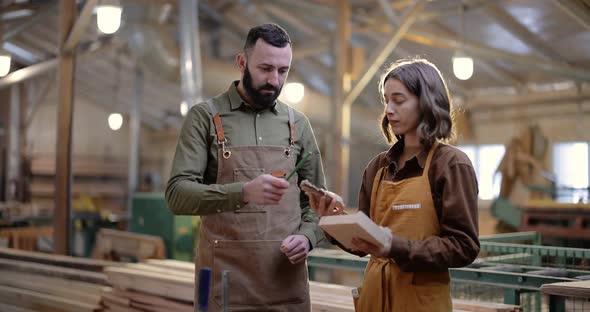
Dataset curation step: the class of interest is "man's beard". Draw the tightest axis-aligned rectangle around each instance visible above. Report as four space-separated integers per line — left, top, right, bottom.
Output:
243 65 282 110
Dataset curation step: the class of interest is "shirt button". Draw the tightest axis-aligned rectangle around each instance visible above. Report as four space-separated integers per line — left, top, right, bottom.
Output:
216 209 221 213
236 204 240 208
258 137 262 141
257 114 261 118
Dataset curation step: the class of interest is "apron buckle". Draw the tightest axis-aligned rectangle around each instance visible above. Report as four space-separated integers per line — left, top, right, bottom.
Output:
221 140 232 159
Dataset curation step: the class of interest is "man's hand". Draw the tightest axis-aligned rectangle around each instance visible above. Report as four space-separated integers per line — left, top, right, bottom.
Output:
280 235 310 264
242 174 290 205
351 226 393 258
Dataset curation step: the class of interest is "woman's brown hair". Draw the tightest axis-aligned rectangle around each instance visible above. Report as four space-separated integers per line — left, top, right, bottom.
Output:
379 58 454 147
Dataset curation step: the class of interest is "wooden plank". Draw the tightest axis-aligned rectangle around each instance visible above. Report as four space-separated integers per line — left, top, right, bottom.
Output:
0 284 99 312
541 281 590 299
0 269 104 304
0 303 37 312
0 258 108 285
144 259 194 273
31 156 128 178
0 246 120 272
105 266 193 302
452 299 522 312
117 289 193 312
30 180 127 198
129 263 193 278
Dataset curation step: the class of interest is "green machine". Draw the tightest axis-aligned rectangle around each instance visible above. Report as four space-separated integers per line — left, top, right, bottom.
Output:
130 192 198 261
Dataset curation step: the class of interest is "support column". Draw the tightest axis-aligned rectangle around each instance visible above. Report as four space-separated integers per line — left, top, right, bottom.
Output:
179 0 203 106
128 65 142 217
54 0 76 255
330 0 351 200
5 84 20 201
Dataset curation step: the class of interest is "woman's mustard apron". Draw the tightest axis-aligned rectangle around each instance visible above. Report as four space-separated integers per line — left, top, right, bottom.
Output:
354 142 451 312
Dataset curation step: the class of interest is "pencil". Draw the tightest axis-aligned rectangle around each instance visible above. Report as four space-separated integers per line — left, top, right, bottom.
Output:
286 151 312 181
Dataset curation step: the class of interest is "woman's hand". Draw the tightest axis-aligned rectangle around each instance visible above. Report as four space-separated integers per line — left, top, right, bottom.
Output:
351 226 393 258
307 193 344 218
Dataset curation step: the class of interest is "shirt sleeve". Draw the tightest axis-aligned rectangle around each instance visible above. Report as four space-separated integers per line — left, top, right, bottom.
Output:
165 104 246 215
388 162 480 271
293 115 327 250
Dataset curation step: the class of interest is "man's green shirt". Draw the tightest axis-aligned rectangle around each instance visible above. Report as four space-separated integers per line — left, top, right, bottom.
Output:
166 82 326 248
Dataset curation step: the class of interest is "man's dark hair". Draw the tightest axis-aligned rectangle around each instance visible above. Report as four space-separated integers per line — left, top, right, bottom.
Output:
243 23 291 52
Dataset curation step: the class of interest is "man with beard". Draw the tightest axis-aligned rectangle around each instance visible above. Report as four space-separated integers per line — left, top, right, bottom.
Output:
166 24 325 311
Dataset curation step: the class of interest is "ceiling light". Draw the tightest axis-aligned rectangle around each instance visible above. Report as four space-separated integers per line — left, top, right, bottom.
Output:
108 113 123 131
96 1 122 34
0 52 11 77
453 53 474 80
283 82 305 104
180 101 189 116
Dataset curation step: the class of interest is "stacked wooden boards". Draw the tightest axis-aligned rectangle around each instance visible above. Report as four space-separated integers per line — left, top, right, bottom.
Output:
0 247 120 312
102 259 522 312
103 260 194 311
0 247 523 312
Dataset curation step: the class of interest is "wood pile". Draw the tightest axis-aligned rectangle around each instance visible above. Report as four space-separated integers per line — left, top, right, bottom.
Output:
0 247 120 312
28 155 128 214
103 259 521 312
0 248 522 312
0 226 52 251
102 262 193 311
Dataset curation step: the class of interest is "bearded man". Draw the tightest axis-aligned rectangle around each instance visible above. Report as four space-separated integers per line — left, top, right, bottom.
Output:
166 23 326 312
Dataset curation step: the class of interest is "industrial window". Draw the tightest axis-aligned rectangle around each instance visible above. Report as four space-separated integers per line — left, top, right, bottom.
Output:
552 142 589 203
457 144 505 200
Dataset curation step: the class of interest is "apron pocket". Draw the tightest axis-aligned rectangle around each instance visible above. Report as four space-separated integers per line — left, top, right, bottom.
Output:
407 271 452 312
212 240 307 308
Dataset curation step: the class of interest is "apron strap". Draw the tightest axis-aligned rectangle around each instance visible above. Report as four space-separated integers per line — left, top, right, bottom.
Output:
422 141 439 177
208 99 296 149
287 106 296 146
369 166 387 217
207 99 226 144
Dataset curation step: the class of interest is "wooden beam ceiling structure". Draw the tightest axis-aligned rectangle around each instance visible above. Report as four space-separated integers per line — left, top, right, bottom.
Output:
553 0 590 32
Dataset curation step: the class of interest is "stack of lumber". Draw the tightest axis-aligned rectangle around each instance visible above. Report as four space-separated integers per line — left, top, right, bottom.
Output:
29 155 128 214
0 226 52 251
0 247 121 312
102 261 193 311
103 259 521 312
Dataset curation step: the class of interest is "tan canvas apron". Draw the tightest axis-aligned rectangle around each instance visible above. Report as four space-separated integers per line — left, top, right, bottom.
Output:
354 142 452 312
194 100 310 311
